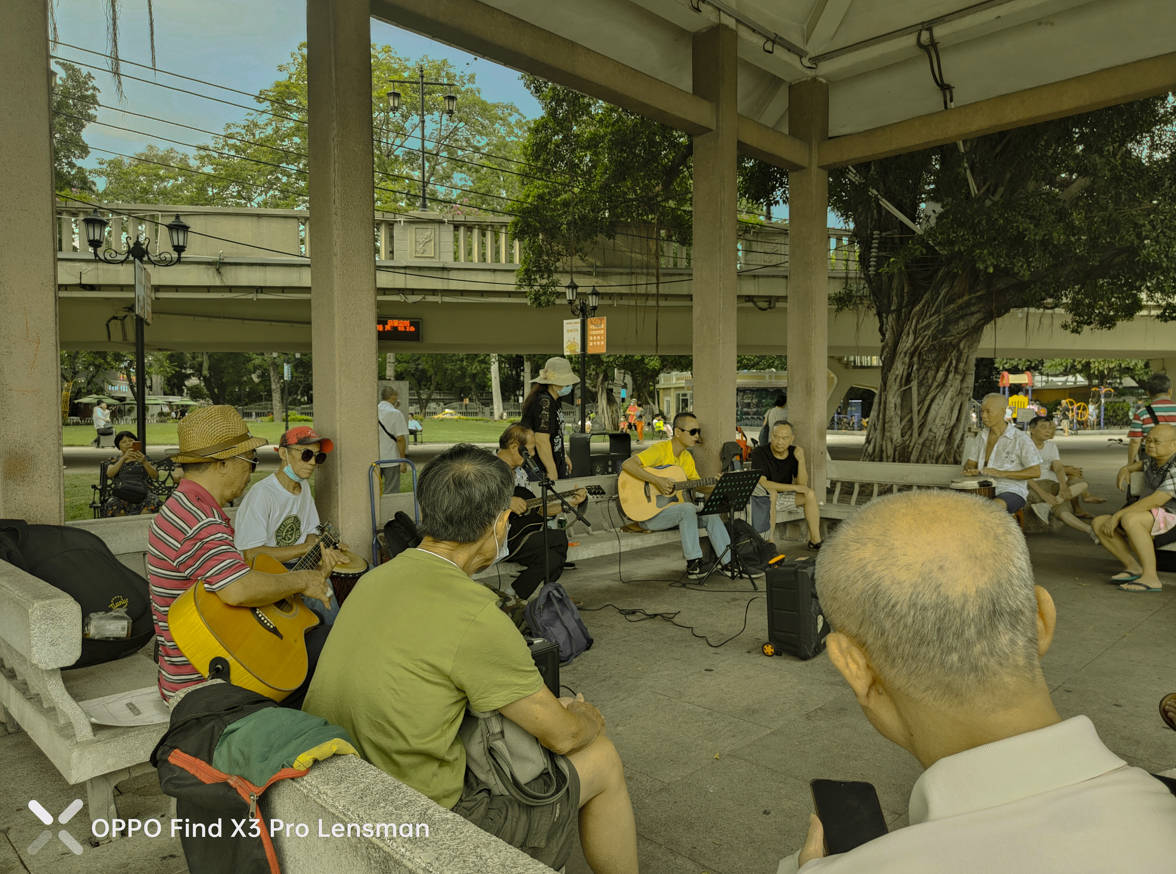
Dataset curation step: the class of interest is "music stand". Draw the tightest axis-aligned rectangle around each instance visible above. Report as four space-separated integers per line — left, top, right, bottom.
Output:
694 469 762 588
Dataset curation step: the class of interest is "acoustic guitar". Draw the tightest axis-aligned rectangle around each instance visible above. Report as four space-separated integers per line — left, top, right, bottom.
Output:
168 523 340 702
508 484 606 548
617 464 721 522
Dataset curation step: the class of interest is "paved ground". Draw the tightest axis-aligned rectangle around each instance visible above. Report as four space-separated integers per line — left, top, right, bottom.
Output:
8 431 1172 873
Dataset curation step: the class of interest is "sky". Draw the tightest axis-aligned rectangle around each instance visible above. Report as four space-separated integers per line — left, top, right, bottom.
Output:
52 0 541 175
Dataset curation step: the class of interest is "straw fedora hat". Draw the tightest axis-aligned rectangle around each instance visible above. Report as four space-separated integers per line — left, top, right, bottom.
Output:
531 356 580 386
171 405 267 464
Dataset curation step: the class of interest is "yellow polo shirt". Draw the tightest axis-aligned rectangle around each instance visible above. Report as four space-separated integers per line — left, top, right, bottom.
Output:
635 440 700 480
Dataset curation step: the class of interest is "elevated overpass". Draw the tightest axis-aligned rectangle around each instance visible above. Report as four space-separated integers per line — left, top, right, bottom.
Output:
57 203 1176 359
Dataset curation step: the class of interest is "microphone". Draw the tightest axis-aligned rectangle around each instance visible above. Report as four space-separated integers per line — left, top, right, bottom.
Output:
518 446 544 481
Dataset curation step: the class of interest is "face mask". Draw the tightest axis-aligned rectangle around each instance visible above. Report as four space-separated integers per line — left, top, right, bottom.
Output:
558 385 573 397
283 464 305 482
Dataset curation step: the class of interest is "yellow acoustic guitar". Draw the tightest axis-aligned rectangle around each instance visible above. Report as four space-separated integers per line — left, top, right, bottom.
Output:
169 525 339 701
617 464 721 522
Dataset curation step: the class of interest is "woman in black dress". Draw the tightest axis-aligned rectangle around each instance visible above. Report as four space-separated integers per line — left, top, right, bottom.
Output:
520 356 579 481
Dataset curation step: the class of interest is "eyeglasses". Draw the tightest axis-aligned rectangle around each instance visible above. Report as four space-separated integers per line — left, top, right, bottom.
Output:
298 448 328 465
676 427 702 436
231 453 260 471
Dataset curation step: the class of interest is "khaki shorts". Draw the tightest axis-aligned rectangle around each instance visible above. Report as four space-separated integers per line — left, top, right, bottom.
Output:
452 756 580 869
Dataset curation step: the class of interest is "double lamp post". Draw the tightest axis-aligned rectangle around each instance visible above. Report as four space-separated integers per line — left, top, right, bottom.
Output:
82 210 190 453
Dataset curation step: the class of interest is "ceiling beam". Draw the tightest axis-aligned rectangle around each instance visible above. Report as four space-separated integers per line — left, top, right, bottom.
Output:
370 0 714 134
804 0 853 53
738 116 808 169
819 50 1176 167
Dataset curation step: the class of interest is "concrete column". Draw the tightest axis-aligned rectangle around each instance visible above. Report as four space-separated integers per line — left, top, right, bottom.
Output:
307 0 378 548
787 80 830 491
690 25 739 475
0 0 63 523
1147 358 1175 376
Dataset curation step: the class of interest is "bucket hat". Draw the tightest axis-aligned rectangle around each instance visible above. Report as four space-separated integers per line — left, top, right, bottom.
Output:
171 405 267 464
531 357 580 386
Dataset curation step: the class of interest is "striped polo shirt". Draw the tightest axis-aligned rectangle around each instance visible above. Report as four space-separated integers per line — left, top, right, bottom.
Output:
147 477 251 700
1127 400 1176 439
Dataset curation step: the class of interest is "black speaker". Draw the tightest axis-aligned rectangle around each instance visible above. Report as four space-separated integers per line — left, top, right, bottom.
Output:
763 558 829 660
528 636 560 696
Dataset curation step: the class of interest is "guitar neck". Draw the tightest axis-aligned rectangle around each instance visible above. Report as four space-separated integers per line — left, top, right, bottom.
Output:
672 476 720 491
291 528 339 571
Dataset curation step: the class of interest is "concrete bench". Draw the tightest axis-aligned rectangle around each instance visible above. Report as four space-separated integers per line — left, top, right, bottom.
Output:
0 558 165 833
268 755 552 874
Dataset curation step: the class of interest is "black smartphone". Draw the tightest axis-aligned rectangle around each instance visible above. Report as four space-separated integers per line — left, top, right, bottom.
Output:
809 779 888 855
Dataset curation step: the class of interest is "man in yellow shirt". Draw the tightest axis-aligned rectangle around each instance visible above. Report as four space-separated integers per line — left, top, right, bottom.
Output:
620 411 731 578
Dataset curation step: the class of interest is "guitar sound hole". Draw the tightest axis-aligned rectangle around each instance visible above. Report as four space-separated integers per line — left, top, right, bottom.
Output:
273 599 296 616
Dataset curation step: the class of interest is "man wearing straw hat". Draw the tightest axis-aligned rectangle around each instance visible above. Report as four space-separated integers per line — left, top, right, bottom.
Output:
147 405 341 702
521 356 579 481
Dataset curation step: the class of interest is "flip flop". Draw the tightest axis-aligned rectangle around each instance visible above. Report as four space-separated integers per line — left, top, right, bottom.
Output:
1084 496 1107 504
1073 511 1095 520
1118 581 1162 593
1110 572 1141 583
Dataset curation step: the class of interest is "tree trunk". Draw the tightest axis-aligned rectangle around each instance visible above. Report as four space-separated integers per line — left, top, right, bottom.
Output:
594 368 615 431
522 357 532 390
862 272 993 463
385 353 395 380
268 354 283 422
489 353 504 419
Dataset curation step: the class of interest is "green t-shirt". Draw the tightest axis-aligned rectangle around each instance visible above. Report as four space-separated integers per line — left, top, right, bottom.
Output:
303 548 543 808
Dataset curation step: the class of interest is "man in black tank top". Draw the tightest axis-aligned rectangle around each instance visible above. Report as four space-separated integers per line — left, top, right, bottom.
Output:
749 422 823 549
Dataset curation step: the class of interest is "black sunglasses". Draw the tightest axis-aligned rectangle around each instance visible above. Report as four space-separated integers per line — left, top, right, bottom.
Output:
298 448 328 465
676 426 702 436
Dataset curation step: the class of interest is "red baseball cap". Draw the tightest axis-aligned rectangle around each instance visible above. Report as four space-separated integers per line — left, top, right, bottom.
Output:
278 426 334 454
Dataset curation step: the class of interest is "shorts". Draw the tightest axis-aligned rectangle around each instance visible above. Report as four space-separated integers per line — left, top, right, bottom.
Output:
1151 508 1176 544
995 492 1027 513
451 755 580 869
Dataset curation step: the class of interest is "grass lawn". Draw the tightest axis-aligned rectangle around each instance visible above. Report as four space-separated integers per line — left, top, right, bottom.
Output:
64 416 624 447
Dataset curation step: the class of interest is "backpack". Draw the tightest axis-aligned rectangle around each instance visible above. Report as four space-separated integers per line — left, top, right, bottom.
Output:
524 582 593 664
381 511 422 562
0 519 154 668
730 518 780 574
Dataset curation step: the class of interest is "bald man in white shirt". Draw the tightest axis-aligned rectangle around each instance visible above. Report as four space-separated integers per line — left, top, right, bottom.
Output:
778 491 1176 873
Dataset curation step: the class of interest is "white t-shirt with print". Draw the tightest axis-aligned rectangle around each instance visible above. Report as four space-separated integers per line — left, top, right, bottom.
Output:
1035 440 1061 483
234 473 320 551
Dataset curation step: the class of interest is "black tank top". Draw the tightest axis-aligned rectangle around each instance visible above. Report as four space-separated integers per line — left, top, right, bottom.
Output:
751 444 798 484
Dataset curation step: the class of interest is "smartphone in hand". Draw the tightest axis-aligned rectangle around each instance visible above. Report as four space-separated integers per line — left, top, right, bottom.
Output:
131 441 143 452
810 779 888 855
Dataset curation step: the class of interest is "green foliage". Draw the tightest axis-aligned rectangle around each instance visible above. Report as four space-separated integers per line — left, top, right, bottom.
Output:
510 76 694 306
60 351 129 397
995 357 1151 385
51 61 99 194
92 45 528 213
1101 399 1133 427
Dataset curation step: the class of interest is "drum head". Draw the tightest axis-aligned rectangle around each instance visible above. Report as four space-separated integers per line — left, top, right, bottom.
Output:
334 550 369 574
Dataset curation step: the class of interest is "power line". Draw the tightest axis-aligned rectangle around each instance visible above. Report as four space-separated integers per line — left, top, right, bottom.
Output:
51 46 769 223
72 113 796 259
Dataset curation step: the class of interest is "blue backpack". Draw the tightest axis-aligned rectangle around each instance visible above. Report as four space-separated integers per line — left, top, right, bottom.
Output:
524 582 593 664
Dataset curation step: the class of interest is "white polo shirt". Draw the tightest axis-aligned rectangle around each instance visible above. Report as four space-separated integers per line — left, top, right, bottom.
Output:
778 715 1176 874
965 424 1042 498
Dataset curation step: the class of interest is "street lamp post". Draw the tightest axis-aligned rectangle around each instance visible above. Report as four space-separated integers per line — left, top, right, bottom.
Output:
385 66 458 210
82 210 189 453
565 279 600 433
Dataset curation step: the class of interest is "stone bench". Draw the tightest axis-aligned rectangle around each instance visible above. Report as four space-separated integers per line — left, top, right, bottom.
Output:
0 558 165 834
268 755 552 874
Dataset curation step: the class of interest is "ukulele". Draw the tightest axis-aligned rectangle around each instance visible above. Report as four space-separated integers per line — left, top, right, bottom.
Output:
617 465 721 521
168 523 341 702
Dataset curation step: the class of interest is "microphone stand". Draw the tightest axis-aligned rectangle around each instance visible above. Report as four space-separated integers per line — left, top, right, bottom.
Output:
521 452 592 591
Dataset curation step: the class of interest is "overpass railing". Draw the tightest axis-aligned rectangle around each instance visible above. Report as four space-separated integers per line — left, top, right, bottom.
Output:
56 201 860 274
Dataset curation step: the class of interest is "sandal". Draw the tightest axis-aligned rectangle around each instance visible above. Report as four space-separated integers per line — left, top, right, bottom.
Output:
807 540 822 551
1073 511 1095 520
1110 571 1141 583
1118 581 1162 593
1160 693 1176 731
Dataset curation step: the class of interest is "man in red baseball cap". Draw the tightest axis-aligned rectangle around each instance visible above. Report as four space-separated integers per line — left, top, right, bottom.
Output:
234 425 345 622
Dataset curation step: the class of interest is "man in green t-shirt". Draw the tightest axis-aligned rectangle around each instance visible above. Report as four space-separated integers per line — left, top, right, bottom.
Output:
304 444 637 873
619 411 731 579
